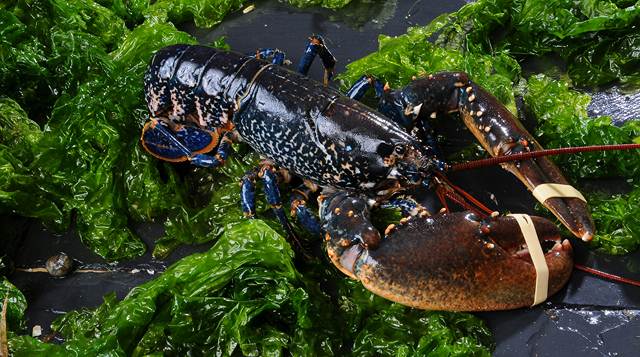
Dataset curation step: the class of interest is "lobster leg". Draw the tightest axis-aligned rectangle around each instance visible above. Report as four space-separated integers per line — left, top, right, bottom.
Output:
346 75 386 100
380 72 595 241
250 48 287 65
296 35 337 85
240 170 257 217
258 163 301 241
240 166 308 255
140 119 231 168
290 185 322 236
241 165 301 236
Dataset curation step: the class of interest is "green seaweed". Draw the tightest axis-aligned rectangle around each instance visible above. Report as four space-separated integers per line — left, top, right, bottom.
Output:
8 221 493 356
1 277 27 333
525 74 640 180
425 0 640 88
588 184 640 255
339 26 521 113
0 3 197 259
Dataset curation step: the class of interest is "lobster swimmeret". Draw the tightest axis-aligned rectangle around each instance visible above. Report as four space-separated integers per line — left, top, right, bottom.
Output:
141 39 594 311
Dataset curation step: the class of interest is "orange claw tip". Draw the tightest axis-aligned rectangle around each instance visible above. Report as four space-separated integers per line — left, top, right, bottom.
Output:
581 231 594 242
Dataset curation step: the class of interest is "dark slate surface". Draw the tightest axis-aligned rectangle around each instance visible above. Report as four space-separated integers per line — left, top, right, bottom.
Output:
5 0 640 355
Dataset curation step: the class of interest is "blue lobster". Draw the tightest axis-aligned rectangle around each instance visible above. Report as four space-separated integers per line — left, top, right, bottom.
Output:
141 36 591 311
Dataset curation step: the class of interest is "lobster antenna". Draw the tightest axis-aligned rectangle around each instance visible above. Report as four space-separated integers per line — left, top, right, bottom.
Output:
574 264 640 287
450 143 640 172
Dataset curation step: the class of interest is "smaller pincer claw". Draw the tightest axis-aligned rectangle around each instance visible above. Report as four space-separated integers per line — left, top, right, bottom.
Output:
320 192 381 279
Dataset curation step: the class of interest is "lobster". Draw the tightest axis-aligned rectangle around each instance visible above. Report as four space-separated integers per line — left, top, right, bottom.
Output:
141 37 595 311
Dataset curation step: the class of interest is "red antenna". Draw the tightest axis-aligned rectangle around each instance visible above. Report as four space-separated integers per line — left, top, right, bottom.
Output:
450 143 640 172
575 264 640 287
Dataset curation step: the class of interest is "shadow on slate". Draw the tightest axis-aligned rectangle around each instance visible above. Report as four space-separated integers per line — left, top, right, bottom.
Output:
5 0 640 355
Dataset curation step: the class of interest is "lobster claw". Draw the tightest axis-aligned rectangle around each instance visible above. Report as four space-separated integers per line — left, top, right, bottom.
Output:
321 192 573 311
377 73 594 241
459 83 595 242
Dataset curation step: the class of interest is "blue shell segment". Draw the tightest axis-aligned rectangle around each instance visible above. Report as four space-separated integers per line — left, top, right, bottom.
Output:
144 45 189 117
297 39 320 75
233 66 418 190
141 121 189 161
175 125 217 153
240 173 256 217
296 36 335 77
189 132 232 168
261 168 282 206
166 46 217 122
346 75 371 100
141 119 219 162
293 203 321 236
346 75 386 100
272 51 285 65
144 45 256 131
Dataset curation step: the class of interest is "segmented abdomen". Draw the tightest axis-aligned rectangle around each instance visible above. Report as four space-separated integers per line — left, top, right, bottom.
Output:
143 45 249 130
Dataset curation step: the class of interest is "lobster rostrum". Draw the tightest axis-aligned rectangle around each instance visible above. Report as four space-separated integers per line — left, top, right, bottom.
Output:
141 37 594 311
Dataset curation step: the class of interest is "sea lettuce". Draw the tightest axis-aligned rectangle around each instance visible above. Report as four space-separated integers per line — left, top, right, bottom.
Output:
426 0 640 87
340 26 521 113
0 277 27 333
588 185 640 255
525 75 640 180
287 0 355 10
0 8 197 259
8 221 493 356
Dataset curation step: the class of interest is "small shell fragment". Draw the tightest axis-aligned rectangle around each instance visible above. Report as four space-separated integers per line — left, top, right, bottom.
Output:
45 252 73 277
32 325 42 337
242 4 255 13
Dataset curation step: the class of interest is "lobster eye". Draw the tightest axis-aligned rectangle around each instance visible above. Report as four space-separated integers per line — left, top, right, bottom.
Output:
394 144 406 155
376 142 394 157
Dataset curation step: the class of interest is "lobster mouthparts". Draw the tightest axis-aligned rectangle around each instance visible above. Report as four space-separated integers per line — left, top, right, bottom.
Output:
326 211 573 311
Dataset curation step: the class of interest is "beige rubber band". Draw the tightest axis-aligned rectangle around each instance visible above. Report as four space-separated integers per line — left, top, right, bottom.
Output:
532 183 586 203
508 214 549 306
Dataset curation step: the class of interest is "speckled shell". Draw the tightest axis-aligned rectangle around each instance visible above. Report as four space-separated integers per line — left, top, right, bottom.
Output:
144 45 429 192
